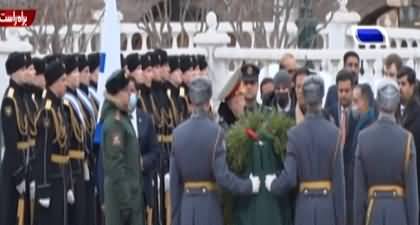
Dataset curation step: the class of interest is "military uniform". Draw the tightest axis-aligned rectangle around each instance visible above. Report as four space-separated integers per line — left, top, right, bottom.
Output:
170 111 254 225
0 52 35 225
353 115 418 225
217 67 245 130
76 54 99 225
269 112 346 225
101 70 144 225
241 64 261 113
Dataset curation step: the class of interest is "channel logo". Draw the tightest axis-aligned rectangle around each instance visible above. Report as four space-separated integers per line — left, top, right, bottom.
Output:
350 26 389 46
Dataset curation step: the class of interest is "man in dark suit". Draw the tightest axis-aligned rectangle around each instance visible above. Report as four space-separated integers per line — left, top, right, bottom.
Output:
326 69 359 224
397 66 420 208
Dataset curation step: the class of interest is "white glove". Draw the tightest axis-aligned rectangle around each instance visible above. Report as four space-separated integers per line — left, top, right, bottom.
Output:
16 180 26 194
67 190 75 205
265 174 277 192
39 198 50 208
29 181 35 200
164 173 170 192
249 174 260 193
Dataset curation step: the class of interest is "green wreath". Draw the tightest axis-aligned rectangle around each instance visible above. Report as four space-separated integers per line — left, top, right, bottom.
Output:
226 111 294 174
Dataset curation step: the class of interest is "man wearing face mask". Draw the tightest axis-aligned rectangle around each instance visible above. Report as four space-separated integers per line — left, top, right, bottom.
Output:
100 69 144 225
126 52 161 225
270 70 293 117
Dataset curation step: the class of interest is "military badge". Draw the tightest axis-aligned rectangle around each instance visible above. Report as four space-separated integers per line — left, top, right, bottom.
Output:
112 134 121 146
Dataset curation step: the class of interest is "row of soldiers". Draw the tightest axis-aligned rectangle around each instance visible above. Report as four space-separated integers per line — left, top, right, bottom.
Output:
122 50 209 225
0 48 210 225
0 51 102 225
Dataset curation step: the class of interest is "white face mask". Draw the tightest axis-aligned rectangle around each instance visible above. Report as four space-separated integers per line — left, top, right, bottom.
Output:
128 93 138 112
351 105 359 117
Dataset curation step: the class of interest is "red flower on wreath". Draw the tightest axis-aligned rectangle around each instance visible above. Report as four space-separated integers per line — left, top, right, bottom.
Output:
245 128 259 141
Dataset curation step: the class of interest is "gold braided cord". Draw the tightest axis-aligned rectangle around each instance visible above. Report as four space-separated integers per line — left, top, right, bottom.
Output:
138 92 148 113
149 95 162 127
35 105 67 149
25 96 38 136
63 103 85 144
7 95 29 136
167 93 179 126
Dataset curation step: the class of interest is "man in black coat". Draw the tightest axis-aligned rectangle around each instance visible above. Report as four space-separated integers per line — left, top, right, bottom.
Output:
397 66 420 195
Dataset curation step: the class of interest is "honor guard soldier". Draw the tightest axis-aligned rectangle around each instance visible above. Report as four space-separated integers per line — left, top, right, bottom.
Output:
0 52 34 225
178 55 195 116
265 75 346 225
241 64 261 112
87 52 101 112
353 79 418 225
33 61 72 225
170 77 260 225
31 57 47 106
75 53 98 225
197 55 208 77
167 55 189 123
152 49 174 225
101 69 144 225
62 54 89 225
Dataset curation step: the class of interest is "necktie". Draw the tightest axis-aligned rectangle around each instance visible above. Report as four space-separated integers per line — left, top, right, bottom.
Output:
340 108 347 146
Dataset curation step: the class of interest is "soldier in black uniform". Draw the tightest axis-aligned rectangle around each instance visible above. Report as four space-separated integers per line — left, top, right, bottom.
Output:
61 54 87 225
151 49 173 225
178 55 195 116
75 53 98 225
0 52 34 225
33 61 71 225
87 53 100 111
31 57 47 106
167 55 189 123
197 55 208 77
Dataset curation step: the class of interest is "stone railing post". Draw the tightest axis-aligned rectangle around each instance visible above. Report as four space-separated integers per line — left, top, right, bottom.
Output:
325 0 361 49
193 12 230 108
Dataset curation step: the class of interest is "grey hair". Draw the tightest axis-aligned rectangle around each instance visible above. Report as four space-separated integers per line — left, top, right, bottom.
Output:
303 75 325 108
189 77 212 106
376 79 400 114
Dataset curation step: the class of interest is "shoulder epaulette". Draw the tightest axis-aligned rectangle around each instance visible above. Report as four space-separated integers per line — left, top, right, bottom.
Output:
7 88 14 98
45 99 52 110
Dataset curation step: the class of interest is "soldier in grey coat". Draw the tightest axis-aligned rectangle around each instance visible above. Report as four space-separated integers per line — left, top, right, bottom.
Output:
170 77 260 225
265 75 346 225
353 79 418 225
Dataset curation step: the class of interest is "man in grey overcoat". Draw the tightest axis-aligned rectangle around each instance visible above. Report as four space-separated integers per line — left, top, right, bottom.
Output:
353 79 418 225
169 77 260 225
265 75 346 225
